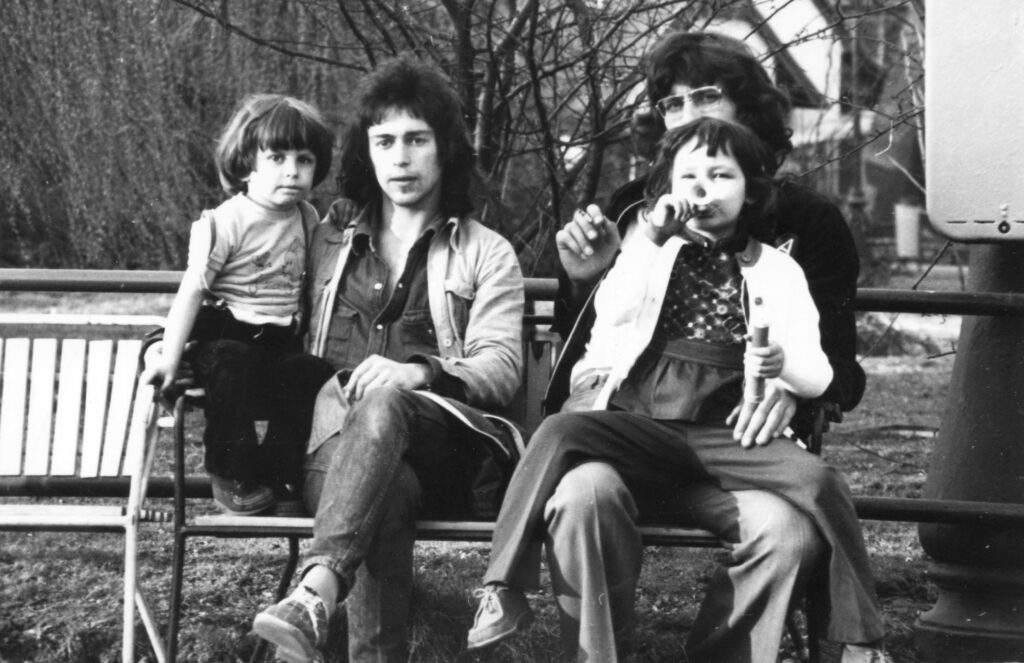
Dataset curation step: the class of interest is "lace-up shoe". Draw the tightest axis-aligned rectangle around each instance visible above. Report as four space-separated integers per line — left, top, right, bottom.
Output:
253 585 328 662
466 584 534 650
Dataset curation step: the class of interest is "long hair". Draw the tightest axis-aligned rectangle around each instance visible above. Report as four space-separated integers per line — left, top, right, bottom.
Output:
215 94 334 195
338 55 477 218
644 117 777 244
644 31 792 172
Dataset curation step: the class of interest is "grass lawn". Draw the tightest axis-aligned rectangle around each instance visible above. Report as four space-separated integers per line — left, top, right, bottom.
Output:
0 286 966 662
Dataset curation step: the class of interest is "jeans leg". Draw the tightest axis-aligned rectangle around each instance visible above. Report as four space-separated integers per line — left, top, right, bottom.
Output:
260 353 336 488
682 487 825 663
301 386 445 588
545 462 642 663
190 339 261 480
347 462 420 663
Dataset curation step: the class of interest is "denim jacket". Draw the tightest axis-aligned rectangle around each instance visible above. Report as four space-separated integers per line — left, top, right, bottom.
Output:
306 199 525 409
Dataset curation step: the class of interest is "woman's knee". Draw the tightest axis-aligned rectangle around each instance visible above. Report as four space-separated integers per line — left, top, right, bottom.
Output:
532 412 591 443
545 462 637 524
734 490 824 567
798 460 854 507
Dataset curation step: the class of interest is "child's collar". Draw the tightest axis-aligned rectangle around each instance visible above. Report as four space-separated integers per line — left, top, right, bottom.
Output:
735 237 762 267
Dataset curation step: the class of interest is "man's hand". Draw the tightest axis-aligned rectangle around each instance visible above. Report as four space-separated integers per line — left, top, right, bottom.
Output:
726 384 798 448
555 204 621 283
343 355 433 401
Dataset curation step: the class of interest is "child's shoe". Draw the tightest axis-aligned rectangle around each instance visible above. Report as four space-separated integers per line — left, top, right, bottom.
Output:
268 482 308 517
210 474 275 515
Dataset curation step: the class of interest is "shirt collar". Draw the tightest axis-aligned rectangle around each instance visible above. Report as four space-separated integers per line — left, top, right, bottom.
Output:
351 204 449 255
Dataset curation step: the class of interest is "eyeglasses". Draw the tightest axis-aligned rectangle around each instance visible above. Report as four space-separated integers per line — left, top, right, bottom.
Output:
654 86 724 118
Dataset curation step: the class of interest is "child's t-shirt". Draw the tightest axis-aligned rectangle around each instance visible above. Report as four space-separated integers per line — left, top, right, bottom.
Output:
187 193 311 326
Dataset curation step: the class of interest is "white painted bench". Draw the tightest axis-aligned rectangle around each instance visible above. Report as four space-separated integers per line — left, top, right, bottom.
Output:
0 313 168 663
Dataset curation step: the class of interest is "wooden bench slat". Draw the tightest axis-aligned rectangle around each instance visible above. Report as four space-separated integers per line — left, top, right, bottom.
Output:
123 383 156 481
0 506 129 530
52 339 87 476
0 339 30 476
24 339 58 475
100 340 142 477
0 504 126 517
80 340 113 478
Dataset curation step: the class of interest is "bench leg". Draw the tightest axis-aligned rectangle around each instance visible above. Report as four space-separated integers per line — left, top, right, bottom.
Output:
165 527 187 661
123 523 137 663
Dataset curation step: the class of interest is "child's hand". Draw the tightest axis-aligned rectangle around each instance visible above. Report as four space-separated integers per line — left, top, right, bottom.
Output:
641 194 693 245
744 340 784 379
140 345 179 397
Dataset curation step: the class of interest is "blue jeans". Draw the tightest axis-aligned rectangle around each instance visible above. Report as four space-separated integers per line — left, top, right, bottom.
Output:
301 386 476 663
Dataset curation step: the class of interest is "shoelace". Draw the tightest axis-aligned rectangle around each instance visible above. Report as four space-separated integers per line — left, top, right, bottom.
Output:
291 585 326 644
471 586 502 614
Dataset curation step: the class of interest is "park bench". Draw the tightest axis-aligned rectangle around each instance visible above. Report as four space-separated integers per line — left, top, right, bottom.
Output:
3 268 1024 663
0 311 168 663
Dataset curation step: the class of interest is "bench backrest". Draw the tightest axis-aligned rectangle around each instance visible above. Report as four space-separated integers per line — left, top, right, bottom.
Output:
0 314 161 494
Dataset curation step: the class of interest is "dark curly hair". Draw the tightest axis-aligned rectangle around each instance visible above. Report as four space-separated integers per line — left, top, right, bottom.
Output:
338 55 477 218
643 117 778 244
644 31 793 173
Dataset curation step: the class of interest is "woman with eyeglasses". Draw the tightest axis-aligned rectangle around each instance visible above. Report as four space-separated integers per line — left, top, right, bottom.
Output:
466 31 888 663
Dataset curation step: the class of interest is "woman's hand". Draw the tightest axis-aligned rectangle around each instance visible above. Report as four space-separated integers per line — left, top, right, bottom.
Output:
555 204 621 283
726 384 798 448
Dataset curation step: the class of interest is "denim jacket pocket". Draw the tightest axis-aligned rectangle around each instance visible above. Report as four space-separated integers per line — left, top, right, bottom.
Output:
443 278 475 336
307 376 352 456
399 307 437 351
326 305 359 365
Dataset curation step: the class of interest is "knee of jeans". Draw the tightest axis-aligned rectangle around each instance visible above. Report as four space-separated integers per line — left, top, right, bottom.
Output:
349 386 415 431
545 462 637 524
195 339 251 368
